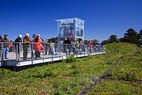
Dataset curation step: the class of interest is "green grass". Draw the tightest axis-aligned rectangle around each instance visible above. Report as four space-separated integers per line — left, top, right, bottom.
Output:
88 43 142 95
0 42 142 95
87 79 141 95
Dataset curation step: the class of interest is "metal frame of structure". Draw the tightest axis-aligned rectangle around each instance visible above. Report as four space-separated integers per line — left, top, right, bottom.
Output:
56 18 85 51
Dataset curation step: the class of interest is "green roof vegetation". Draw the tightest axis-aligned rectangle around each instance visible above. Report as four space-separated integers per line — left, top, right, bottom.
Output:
0 42 141 95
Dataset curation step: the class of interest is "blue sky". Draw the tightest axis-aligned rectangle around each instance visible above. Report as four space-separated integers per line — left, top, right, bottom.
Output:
0 0 142 41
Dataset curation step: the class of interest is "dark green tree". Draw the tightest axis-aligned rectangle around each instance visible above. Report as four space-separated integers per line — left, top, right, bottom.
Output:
118 38 125 42
109 35 117 43
124 28 140 44
102 40 109 45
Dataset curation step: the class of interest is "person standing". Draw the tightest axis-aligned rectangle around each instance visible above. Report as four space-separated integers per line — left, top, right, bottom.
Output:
33 35 42 59
75 39 79 54
37 34 43 41
0 35 2 56
31 34 36 58
49 40 53 55
63 38 67 53
79 39 83 54
97 41 101 52
32 34 36 42
2 34 9 59
89 40 92 53
23 33 31 60
54 39 58 55
66 37 71 54
0 35 2 42
15 34 22 60
9 40 13 52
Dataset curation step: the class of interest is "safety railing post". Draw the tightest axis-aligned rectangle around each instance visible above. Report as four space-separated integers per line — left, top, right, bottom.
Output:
52 48 53 63
101 45 103 52
103 45 105 52
92 45 93 55
93 45 95 54
19 43 21 65
31 43 34 65
102 45 103 52
66 44 67 59
51 43 53 62
96 46 97 54
90 45 91 54
76 45 77 57
43 43 45 63
96 45 99 54
104 45 106 53
99 45 101 53
1 43 4 64
98 45 100 53
88 46 90 55
92 45 94 54
83 46 85 56
16 43 18 62
61 44 63 59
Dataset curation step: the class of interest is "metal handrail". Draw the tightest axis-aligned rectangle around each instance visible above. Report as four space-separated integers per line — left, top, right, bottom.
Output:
0 42 106 66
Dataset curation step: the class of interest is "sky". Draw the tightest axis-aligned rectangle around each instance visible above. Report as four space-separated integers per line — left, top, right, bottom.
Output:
0 0 142 41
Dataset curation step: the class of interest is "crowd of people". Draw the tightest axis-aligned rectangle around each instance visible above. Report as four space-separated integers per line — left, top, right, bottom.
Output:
62 37 103 55
0 34 103 61
0 34 42 60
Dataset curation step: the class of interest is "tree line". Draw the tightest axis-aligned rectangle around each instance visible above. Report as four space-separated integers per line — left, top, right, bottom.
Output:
102 28 142 45
46 28 142 45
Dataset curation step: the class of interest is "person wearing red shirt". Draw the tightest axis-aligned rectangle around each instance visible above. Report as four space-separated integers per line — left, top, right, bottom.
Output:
34 35 42 59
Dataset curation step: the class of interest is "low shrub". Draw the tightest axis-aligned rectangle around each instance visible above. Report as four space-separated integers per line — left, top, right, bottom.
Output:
32 67 53 78
65 55 77 63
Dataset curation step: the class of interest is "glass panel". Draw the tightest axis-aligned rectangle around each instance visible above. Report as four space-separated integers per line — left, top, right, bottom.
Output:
60 26 74 38
76 27 83 37
76 20 84 26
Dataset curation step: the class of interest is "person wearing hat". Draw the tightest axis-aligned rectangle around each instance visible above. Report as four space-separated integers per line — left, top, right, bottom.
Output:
2 34 10 59
15 34 22 60
37 34 43 41
23 33 31 60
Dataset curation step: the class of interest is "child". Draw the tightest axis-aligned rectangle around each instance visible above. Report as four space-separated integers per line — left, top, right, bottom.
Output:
49 40 53 55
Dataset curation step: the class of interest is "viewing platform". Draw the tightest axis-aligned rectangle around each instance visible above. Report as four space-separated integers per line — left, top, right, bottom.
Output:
0 42 106 67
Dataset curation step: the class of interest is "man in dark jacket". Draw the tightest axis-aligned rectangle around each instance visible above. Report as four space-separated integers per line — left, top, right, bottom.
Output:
2 34 9 59
15 34 22 60
66 37 71 54
63 38 67 53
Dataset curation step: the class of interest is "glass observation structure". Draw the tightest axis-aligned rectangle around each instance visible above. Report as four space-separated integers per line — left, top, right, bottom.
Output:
57 18 85 42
